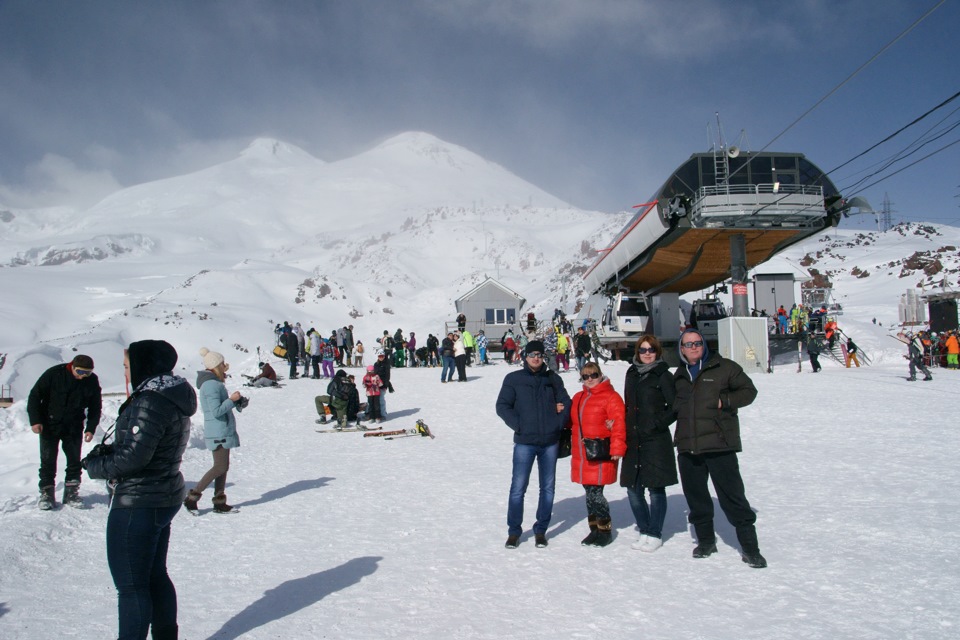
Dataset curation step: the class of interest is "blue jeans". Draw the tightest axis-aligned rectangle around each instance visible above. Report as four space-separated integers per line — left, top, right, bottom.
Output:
507 442 559 536
106 504 181 640
627 482 667 539
441 355 456 382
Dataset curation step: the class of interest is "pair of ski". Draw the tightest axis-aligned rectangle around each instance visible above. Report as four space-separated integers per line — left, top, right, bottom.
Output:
363 420 435 440
315 425 383 434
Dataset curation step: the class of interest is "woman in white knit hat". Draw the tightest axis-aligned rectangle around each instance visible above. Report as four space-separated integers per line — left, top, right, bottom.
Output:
184 347 242 514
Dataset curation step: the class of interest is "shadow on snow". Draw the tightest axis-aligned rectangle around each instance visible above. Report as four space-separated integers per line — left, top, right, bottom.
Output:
205 556 382 640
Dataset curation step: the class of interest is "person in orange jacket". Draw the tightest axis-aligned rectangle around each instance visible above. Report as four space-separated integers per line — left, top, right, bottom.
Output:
569 362 627 547
824 319 838 350
945 330 959 369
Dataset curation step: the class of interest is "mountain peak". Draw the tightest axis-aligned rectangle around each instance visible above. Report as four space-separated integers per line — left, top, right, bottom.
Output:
239 138 321 165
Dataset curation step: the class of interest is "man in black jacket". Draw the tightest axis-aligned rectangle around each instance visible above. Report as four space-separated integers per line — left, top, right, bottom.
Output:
495 340 571 549
574 327 592 371
372 351 392 418
674 329 766 568
28 354 102 509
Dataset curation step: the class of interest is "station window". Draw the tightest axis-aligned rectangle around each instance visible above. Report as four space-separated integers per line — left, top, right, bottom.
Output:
486 308 516 324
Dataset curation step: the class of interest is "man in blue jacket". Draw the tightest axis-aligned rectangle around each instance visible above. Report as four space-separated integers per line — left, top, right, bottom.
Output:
495 340 571 549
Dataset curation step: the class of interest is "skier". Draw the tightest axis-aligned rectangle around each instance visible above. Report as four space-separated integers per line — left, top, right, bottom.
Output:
902 332 932 381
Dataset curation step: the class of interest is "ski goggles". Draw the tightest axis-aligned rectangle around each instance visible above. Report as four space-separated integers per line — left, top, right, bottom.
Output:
525 352 544 359
74 368 94 377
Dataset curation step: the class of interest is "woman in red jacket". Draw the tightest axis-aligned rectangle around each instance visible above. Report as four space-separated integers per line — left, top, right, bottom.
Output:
570 362 627 547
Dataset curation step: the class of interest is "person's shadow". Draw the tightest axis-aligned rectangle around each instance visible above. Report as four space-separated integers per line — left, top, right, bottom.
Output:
205 556 381 640
231 477 333 509
382 407 420 420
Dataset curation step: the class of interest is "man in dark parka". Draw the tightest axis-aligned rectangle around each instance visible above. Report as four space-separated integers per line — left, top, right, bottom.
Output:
674 329 766 568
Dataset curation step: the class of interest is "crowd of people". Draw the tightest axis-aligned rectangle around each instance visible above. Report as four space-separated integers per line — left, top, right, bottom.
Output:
36 311 960 636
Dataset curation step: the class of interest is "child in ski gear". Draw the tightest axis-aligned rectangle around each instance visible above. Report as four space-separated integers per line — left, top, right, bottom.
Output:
363 366 383 423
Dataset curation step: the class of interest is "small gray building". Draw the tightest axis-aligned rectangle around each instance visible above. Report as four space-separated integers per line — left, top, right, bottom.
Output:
454 278 526 339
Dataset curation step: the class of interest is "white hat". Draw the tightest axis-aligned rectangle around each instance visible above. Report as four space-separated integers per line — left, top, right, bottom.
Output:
199 347 225 370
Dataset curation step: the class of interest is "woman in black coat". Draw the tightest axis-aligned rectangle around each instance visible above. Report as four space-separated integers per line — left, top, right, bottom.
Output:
84 340 197 640
620 334 677 552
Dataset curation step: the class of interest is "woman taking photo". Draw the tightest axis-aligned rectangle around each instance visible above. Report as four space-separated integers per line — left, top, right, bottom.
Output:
570 362 626 547
183 347 242 514
83 340 196 640
621 334 677 552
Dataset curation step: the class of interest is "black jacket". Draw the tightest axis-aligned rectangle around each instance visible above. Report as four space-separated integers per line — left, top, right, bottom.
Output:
621 361 678 489
85 374 197 508
373 358 392 390
673 353 757 455
496 363 571 446
574 333 592 358
327 371 349 400
27 364 102 435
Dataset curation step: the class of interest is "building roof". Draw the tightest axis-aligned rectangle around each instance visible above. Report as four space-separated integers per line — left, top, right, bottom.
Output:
455 277 526 307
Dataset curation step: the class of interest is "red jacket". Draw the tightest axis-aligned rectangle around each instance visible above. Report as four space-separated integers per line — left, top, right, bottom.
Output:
570 378 627 486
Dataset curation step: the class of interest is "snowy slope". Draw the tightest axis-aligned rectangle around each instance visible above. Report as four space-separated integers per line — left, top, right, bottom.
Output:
1 360 958 639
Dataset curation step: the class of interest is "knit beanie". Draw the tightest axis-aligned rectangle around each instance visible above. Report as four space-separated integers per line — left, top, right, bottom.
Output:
199 347 225 370
128 340 178 388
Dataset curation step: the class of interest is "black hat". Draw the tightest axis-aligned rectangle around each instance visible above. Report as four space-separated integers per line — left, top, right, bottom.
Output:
128 340 178 388
526 340 545 354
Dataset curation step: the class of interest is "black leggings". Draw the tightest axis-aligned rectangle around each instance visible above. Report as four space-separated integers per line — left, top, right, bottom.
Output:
583 485 610 519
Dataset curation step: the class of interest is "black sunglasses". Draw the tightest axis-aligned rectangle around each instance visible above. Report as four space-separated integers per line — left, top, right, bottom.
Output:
580 372 601 381
637 347 656 355
681 340 704 348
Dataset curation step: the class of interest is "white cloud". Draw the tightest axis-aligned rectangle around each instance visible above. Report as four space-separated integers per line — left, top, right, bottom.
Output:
0 154 122 210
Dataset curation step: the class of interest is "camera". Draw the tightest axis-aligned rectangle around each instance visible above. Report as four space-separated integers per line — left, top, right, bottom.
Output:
236 395 250 412
81 442 114 469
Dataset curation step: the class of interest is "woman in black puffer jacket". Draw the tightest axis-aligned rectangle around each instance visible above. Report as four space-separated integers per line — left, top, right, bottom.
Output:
84 340 197 640
620 334 677 553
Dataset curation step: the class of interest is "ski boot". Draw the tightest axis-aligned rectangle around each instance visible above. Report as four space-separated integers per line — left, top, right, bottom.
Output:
38 485 56 511
62 480 82 507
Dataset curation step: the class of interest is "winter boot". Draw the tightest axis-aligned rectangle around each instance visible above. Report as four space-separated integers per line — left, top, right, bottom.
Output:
692 541 718 558
535 533 548 548
581 515 600 546
923 375 933 381
593 518 613 547
212 493 234 514
183 489 202 514
62 480 81 507
38 485 56 511
741 550 768 568
907 376 917 381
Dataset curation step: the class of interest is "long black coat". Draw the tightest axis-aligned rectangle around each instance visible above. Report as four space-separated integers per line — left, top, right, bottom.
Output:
620 361 678 489
27 364 102 435
85 374 197 508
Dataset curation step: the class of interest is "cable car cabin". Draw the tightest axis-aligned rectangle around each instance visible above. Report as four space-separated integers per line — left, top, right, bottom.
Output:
689 298 728 340
615 293 650 333
583 151 848 297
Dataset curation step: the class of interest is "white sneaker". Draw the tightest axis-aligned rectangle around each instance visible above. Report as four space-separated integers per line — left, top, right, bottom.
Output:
640 536 663 552
630 535 649 550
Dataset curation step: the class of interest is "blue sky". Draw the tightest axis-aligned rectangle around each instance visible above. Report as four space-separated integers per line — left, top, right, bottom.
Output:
1 0 957 229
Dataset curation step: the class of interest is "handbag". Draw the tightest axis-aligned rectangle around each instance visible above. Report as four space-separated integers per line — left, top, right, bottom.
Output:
557 425 572 459
582 437 611 462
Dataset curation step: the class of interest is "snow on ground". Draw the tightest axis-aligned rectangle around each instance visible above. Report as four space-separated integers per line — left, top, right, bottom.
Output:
1 354 958 639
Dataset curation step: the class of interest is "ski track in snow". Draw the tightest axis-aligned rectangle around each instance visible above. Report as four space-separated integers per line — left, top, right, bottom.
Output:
1 360 959 639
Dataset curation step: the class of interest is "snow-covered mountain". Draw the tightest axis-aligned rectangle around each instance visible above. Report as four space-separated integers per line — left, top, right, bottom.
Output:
0 132 629 398
1 129 958 402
